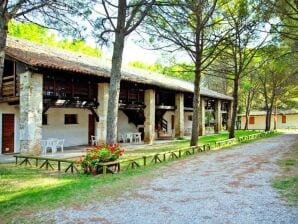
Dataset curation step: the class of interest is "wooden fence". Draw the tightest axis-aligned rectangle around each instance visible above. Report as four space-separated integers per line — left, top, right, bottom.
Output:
14 155 79 173
14 130 277 175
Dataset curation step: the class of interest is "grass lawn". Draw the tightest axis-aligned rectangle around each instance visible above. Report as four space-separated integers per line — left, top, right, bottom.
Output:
122 130 262 160
0 130 275 222
272 140 298 204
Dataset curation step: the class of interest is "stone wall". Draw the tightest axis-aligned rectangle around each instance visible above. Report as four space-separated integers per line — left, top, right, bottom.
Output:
19 71 43 154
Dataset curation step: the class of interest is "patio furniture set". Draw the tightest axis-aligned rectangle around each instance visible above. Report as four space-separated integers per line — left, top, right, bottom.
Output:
91 132 142 146
41 138 64 154
40 132 142 154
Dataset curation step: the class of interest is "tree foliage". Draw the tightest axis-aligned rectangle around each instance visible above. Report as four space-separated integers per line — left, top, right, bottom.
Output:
258 46 298 130
141 0 230 146
212 0 270 138
128 60 195 81
8 21 102 57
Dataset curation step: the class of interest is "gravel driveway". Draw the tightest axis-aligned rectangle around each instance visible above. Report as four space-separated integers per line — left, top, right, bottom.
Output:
36 133 298 224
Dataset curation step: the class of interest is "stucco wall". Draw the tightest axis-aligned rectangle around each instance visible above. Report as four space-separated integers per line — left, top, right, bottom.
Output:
117 110 138 140
0 104 20 154
42 108 91 147
277 114 298 129
162 111 193 135
184 112 193 129
0 106 151 151
240 114 298 130
163 111 174 133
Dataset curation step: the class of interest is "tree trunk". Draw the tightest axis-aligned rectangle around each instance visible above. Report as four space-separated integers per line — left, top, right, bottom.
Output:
106 0 126 144
274 103 277 130
229 74 239 138
190 5 203 147
244 113 249 130
265 109 271 131
190 68 201 146
0 11 8 94
244 88 253 130
267 99 274 131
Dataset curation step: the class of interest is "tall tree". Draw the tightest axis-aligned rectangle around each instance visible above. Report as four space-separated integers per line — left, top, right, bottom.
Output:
141 0 230 146
0 0 93 93
242 71 260 130
93 0 156 144
258 49 298 131
265 0 298 46
217 0 269 138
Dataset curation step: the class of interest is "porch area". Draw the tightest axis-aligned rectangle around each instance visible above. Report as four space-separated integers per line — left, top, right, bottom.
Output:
0 138 190 163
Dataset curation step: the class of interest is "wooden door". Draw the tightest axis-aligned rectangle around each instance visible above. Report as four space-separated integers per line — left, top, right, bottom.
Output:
88 114 95 144
2 114 14 154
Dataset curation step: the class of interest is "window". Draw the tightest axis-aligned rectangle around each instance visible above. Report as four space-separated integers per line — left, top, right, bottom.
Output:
282 115 286 123
3 60 15 77
249 116 255 124
42 114 48 125
64 114 78 124
188 115 193 121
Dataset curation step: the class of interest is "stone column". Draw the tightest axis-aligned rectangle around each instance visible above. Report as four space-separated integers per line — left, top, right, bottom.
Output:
214 99 222 133
96 83 109 144
175 93 184 138
144 89 155 144
19 71 43 154
226 101 233 131
198 97 205 136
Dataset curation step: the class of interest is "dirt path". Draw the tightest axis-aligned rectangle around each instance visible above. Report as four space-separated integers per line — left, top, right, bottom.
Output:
36 133 298 223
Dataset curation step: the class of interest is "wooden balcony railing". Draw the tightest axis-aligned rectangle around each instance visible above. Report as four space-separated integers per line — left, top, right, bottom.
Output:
1 75 19 98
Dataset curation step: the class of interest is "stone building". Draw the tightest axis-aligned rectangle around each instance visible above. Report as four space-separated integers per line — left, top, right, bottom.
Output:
0 37 233 154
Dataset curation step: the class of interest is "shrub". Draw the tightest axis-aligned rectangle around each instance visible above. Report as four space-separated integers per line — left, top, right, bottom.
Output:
78 144 124 174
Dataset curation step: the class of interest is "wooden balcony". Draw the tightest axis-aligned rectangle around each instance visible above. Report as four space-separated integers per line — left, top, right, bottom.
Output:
1 75 18 97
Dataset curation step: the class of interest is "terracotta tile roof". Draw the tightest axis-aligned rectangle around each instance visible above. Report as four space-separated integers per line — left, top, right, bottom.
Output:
6 36 233 101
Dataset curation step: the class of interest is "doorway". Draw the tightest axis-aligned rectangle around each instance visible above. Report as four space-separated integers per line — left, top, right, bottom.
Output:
2 114 15 154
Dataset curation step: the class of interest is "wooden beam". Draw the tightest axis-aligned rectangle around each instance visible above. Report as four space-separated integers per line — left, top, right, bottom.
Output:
89 107 99 122
0 96 19 104
43 104 51 114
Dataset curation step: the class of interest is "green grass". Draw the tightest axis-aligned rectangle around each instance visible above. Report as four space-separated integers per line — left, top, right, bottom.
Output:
0 163 159 223
122 130 262 160
278 159 297 167
0 130 276 222
272 142 298 204
272 177 298 203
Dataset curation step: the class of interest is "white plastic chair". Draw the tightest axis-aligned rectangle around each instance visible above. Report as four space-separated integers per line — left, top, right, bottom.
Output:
118 134 126 143
41 140 50 154
48 138 58 153
134 133 142 143
126 133 133 143
56 139 64 152
91 135 98 146
41 139 56 154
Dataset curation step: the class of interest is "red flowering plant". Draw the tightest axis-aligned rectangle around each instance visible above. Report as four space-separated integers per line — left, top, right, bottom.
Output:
77 144 124 174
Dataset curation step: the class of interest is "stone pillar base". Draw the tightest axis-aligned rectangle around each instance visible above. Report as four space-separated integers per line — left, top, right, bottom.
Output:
175 93 184 138
96 83 109 144
198 97 205 136
144 89 155 144
19 71 43 154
